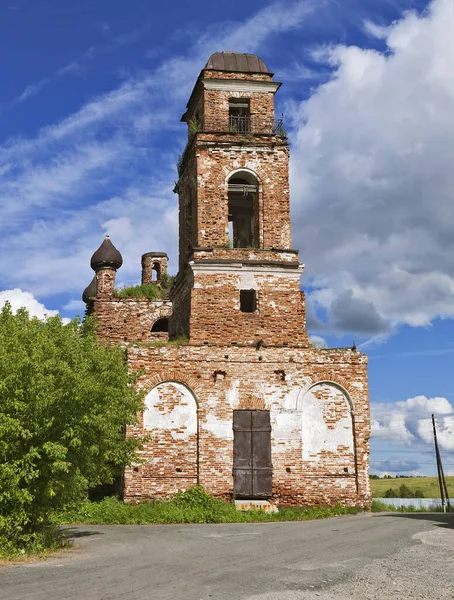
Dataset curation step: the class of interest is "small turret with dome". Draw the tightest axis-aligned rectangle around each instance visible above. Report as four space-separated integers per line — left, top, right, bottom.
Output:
90 235 123 271
84 235 123 300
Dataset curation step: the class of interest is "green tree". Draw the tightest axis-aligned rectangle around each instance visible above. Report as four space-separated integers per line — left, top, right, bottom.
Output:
0 305 144 555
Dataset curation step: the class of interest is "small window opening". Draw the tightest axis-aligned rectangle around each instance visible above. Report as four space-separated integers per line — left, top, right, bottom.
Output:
151 262 161 282
229 98 250 133
228 175 258 248
151 318 169 332
274 369 286 381
240 289 257 313
214 370 226 382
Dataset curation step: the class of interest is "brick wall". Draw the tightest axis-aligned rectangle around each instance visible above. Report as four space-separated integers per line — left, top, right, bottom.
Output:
92 298 172 343
192 143 291 249
124 344 371 507
188 269 308 345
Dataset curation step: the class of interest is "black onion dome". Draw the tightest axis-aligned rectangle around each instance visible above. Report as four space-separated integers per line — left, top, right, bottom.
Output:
82 276 97 303
90 235 123 271
205 51 270 74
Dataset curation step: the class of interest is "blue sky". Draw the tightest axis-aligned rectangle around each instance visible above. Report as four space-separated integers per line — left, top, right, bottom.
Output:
1 0 453 477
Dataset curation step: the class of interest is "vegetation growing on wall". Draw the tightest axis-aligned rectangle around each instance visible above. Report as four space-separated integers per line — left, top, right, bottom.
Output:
114 284 166 300
114 275 175 300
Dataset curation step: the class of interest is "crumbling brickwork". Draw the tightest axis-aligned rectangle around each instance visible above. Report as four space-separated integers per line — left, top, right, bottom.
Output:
85 51 371 508
92 298 172 343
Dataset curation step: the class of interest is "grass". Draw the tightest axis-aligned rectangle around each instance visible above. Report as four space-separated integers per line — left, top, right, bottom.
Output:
114 284 167 300
134 335 189 348
371 476 454 498
0 525 69 560
51 487 361 526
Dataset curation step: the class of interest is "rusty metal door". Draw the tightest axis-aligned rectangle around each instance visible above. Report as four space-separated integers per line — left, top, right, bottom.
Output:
233 410 272 498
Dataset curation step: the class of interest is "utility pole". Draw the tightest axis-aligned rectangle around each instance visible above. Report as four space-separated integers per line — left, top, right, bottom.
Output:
432 414 451 512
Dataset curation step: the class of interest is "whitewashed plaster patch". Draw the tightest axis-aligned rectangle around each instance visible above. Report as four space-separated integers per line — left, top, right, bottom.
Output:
272 412 300 445
226 380 240 408
203 413 233 440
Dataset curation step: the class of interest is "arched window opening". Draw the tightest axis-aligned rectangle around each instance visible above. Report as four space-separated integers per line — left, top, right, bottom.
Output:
151 262 161 282
228 172 259 248
151 318 169 333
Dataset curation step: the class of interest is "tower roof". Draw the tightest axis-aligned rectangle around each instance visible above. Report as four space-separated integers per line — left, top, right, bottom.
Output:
205 52 270 74
90 235 123 271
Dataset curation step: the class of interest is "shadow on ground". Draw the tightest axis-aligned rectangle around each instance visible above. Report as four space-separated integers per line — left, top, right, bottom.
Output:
60 528 104 539
377 512 454 529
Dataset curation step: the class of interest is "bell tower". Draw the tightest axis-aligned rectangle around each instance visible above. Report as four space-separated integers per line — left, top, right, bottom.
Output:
171 51 308 347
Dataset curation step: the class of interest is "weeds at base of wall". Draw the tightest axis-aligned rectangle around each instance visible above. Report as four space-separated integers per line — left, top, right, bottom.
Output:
52 487 361 525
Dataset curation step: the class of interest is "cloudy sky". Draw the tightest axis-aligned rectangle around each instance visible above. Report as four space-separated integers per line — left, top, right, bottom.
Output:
1 0 453 477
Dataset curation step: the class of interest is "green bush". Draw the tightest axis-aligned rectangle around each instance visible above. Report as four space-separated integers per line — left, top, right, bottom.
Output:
398 484 412 497
0 307 144 557
383 485 425 499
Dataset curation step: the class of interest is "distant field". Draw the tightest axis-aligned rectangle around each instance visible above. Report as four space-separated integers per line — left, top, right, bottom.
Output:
371 476 454 498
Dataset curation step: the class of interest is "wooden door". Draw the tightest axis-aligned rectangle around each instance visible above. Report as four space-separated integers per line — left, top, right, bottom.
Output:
233 410 272 498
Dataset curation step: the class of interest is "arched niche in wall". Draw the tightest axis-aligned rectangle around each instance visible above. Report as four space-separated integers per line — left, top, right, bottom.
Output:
143 382 198 481
300 382 356 476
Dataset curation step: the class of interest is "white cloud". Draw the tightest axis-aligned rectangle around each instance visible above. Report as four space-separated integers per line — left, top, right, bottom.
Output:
62 299 86 313
308 335 328 348
290 0 454 333
405 395 452 415
363 20 389 39
418 415 454 450
371 409 415 444
0 289 65 321
372 394 454 451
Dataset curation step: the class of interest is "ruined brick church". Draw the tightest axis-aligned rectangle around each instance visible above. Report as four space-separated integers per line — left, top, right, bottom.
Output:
83 52 371 507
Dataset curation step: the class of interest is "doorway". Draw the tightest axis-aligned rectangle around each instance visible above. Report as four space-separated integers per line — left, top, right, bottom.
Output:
233 410 272 498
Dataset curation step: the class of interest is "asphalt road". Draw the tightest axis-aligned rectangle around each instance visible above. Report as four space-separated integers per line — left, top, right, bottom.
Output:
1 513 453 600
